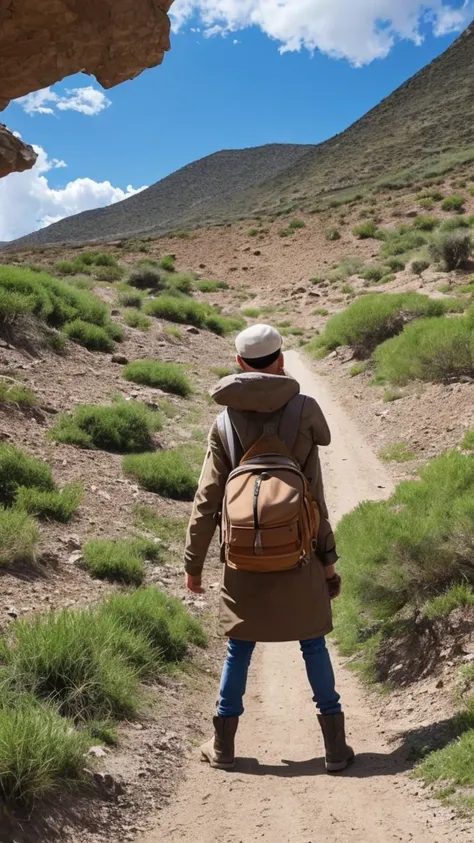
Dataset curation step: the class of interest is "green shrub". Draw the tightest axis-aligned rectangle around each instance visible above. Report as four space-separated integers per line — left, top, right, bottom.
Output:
279 228 293 238
198 280 229 293
425 584 474 619
64 319 114 352
0 379 35 407
442 195 466 214
166 272 195 296
106 321 124 343
103 587 207 666
373 313 474 384
384 257 406 272
419 197 435 210
326 228 341 241
289 219 306 229
95 265 124 282
309 293 447 357
119 289 143 308
0 266 109 332
417 722 474 792
411 259 430 276
81 251 118 268
312 307 329 316
334 450 474 656
248 229 258 237
123 360 192 397
0 701 88 806
165 325 182 339
128 266 167 291
123 309 151 330
429 231 472 270
378 442 416 463
55 259 91 276
413 216 439 232
242 307 261 318
145 295 240 335
159 255 176 272
0 507 39 565
123 449 199 499
0 444 54 507
380 230 428 257
440 216 470 232
83 537 162 585
461 430 474 450
352 221 379 239
329 257 364 282
349 362 368 377
361 265 386 283
51 401 162 452
7 610 141 721
15 484 82 523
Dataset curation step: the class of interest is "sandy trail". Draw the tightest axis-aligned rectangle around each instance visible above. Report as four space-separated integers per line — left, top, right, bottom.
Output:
141 351 465 843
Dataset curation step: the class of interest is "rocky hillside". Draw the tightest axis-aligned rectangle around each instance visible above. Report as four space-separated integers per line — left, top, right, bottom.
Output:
10 20 474 247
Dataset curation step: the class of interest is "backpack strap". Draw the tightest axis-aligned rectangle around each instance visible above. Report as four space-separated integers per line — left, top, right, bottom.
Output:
217 410 244 470
278 394 306 454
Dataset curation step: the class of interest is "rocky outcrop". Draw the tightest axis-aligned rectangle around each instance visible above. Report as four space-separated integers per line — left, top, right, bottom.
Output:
0 125 37 178
0 0 173 176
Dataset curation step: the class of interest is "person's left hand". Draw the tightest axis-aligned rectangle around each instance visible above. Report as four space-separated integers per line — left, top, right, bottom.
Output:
326 573 342 600
186 573 205 594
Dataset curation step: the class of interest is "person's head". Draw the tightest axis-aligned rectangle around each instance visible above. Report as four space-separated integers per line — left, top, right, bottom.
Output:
235 324 284 375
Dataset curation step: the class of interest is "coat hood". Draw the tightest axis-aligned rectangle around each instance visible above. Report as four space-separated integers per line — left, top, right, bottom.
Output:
211 372 300 413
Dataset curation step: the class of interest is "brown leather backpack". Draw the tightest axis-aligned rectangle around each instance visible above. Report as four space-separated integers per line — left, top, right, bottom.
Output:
217 395 320 573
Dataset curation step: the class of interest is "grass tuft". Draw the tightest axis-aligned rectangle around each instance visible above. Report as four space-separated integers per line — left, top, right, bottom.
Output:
83 537 163 585
123 448 200 500
15 484 82 523
51 401 162 452
123 360 192 397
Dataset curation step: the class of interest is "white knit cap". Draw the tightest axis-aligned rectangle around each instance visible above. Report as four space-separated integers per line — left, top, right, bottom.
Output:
235 324 282 360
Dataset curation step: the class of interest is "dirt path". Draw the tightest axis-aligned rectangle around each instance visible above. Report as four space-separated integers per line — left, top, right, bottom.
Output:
140 351 466 843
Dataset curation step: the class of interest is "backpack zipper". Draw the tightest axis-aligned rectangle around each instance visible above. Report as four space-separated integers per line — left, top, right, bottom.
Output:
253 472 269 555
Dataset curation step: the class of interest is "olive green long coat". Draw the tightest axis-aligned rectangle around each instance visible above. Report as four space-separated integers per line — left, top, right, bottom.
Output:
184 372 337 642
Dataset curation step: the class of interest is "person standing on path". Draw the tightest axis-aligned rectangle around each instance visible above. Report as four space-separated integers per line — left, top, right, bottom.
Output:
184 324 354 773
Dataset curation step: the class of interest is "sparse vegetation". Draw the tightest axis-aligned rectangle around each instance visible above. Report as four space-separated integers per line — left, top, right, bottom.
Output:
0 444 54 507
145 295 242 335
373 310 474 384
380 228 428 257
15 484 82 523
123 448 200 500
383 388 404 403
312 308 329 316
349 362 368 377
0 507 39 565
83 537 162 585
329 256 364 282
119 289 143 309
64 320 115 352
326 228 341 241
461 430 474 450
334 450 474 661
411 259 430 276
123 360 192 397
248 229 259 237
309 293 448 358
429 231 472 270
440 217 470 231
211 365 235 378
123 308 151 330
425 584 474 619
379 441 416 463
0 379 35 408
133 506 187 545
441 194 466 214
128 266 167 291
289 219 306 229
51 401 162 452
352 221 381 239
413 216 438 231
95 265 124 282
166 273 195 295
198 280 229 293
159 255 176 272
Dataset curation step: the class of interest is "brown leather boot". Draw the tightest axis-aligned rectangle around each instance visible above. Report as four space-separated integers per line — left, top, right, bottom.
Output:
200 715 239 770
318 713 355 773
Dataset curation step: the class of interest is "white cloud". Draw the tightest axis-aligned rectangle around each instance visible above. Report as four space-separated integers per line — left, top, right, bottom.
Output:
170 0 473 64
0 144 147 241
16 86 111 117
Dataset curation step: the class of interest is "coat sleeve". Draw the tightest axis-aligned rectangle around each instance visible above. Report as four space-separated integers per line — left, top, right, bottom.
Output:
184 420 230 576
301 398 338 567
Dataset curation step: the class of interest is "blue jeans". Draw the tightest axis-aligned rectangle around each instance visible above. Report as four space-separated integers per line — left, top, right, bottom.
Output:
218 637 341 718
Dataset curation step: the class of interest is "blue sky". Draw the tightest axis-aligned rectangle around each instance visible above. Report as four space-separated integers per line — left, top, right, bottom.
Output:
1 0 473 240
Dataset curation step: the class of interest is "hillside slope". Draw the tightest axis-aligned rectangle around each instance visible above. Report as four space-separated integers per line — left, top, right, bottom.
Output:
10 20 474 247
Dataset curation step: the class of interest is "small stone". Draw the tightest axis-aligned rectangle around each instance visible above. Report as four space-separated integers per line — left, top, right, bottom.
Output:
253 250 261 256
111 354 129 365
436 678 444 688
97 490 111 501
88 745 108 758
6 607 18 619
186 326 200 335
67 551 83 565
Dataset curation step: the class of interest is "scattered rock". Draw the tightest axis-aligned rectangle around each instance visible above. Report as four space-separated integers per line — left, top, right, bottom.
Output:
291 287 307 296
253 250 261 256
67 551 84 565
6 607 19 619
186 326 200 335
88 745 108 758
406 209 419 218
111 354 129 365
